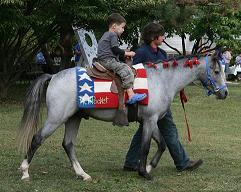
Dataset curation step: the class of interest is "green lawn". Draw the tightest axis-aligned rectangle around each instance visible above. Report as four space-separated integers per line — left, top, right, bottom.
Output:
0 83 241 192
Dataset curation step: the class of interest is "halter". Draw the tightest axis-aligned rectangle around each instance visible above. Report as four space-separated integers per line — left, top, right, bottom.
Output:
201 56 227 96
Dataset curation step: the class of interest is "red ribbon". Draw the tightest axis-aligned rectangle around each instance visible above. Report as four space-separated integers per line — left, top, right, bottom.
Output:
184 59 189 67
172 59 178 68
163 61 170 69
184 59 193 68
193 57 200 65
146 62 157 69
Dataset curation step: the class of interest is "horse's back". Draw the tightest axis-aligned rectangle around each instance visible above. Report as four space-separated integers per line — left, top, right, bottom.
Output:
47 67 76 96
46 68 78 120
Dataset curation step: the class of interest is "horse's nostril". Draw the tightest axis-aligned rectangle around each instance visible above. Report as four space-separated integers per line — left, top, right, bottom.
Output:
225 91 228 97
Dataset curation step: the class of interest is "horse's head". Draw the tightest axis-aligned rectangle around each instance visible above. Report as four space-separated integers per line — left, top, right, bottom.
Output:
199 51 228 99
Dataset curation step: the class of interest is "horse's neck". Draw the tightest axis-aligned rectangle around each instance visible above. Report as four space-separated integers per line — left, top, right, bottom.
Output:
171 65 203 92
148 60 205 99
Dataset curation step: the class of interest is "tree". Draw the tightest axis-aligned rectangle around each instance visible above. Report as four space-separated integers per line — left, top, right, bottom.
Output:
0 1 39 98
155 0 241 55
0 0 165 99
0 0 240 99
186 1 241 54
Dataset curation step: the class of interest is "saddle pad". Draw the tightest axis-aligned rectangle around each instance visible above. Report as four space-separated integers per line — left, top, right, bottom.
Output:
76 63 148 108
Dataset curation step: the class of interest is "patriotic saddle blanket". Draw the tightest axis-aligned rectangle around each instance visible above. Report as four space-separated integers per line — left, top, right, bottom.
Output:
76 63 148 108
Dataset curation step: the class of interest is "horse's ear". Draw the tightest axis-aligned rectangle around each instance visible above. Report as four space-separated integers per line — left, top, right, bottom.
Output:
209 53 216 69
214 47 223 61
212 50 218 60
211 51 222 71
209 51 220 71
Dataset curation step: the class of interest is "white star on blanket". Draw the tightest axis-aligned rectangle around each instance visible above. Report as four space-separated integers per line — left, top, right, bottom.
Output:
79 94 93 104
79 82 93 93
78 72 92 82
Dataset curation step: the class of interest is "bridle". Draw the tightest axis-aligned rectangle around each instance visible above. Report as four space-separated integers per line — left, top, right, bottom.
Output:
201 56 227 96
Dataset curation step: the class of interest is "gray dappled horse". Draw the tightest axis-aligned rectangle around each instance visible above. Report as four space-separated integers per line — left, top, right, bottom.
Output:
18 52 228 181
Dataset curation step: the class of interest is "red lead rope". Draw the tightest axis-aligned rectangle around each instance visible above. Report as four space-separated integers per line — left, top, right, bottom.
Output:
179 89 192 142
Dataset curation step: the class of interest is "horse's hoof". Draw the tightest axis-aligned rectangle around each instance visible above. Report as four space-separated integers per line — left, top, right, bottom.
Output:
77 174 92 182
138 171 153 180
146 165 152 173
83 176 92 182
21 176 30 182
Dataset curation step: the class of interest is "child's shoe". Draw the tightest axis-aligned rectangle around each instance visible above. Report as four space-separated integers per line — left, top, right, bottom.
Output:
127 93 147 104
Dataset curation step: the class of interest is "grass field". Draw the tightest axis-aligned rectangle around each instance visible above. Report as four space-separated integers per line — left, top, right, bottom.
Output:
0 83 241 192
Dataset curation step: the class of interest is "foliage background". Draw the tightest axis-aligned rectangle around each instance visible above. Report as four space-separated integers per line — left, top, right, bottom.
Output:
0 0 240 98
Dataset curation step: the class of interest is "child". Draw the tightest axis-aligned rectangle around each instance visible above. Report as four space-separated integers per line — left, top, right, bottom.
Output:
97 13 146 104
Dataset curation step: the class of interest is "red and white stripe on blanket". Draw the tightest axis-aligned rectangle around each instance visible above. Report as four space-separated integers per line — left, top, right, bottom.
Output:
93 63 148 108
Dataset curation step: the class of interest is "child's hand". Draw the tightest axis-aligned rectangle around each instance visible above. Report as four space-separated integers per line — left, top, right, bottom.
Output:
125 51 135 58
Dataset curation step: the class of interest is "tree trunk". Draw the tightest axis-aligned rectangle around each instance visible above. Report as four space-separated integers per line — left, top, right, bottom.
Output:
0 80 9 99
181 33 186 56
192 39 201 54
59 26 75 69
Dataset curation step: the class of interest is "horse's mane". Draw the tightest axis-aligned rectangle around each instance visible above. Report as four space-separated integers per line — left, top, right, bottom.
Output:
146 54 202 65
145 52 219 66
142 51 223 71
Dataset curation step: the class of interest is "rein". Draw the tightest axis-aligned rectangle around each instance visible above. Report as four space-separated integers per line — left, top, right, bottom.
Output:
201 56 227 96
180 89 192 142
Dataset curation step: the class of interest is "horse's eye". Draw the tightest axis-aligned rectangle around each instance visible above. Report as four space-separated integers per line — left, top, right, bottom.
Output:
214 71 220 75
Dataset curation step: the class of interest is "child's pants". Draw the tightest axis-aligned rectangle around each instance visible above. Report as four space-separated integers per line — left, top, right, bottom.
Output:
98 58 134 89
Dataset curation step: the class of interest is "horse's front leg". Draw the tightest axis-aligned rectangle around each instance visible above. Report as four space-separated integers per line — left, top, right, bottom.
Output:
147 127 166 174
138 118 157 180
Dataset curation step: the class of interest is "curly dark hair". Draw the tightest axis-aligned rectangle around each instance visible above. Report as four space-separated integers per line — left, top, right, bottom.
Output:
141 22 165 44
107 13 126 27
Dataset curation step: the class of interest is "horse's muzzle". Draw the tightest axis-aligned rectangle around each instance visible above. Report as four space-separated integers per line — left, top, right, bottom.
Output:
216 89 228 99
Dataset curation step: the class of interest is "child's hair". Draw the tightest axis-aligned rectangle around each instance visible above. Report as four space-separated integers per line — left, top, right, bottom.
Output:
142 22 165 44
107 13 126 27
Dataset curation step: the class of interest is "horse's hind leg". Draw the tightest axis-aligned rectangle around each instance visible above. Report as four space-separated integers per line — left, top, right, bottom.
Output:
146 128 166 173
62 113 91 181
19 119 65 180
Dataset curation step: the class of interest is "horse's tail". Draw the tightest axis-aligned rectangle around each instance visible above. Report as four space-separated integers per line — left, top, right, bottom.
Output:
18 74 53 153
